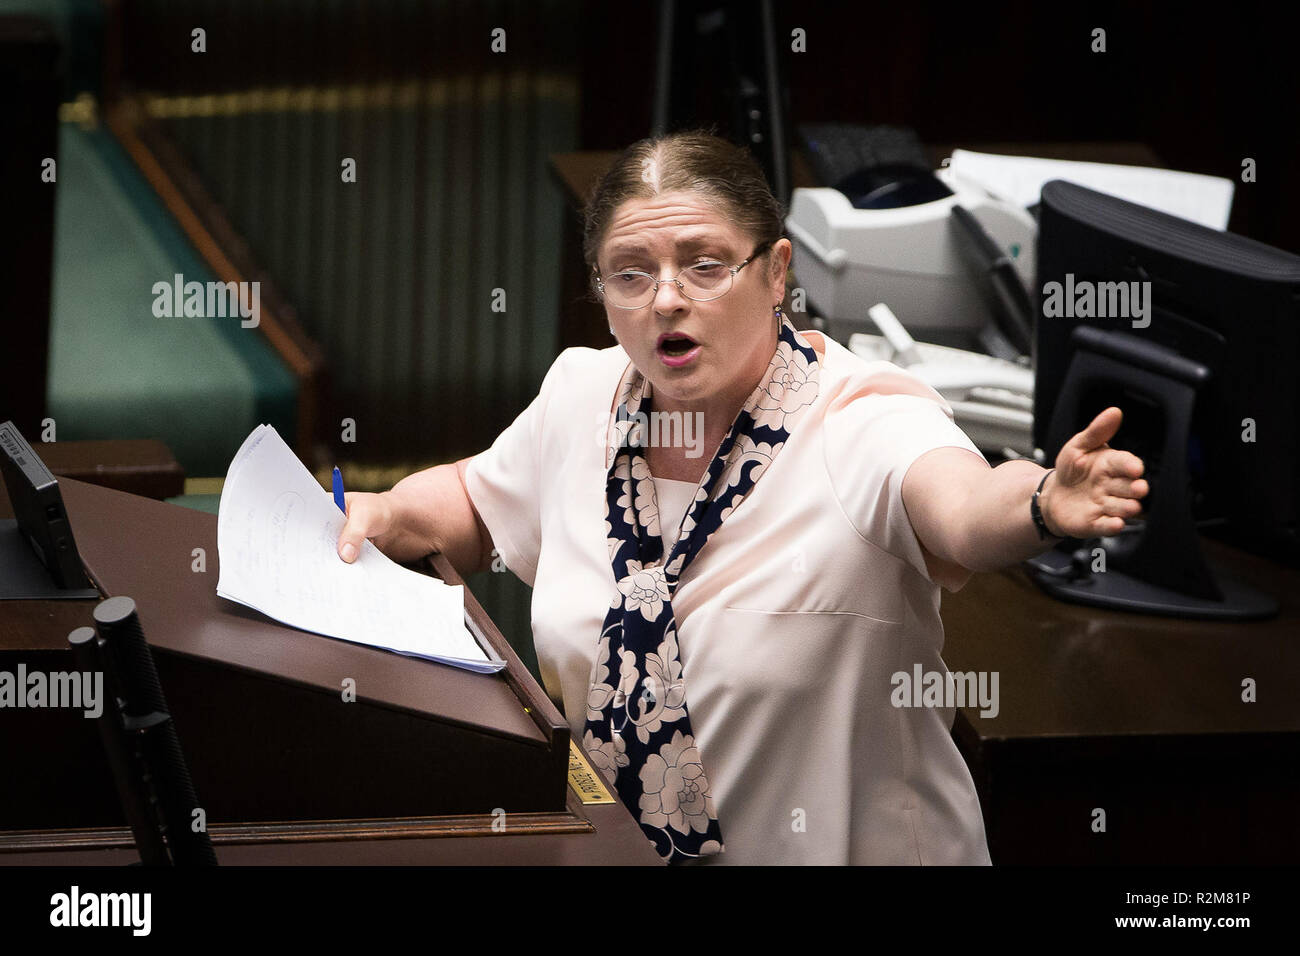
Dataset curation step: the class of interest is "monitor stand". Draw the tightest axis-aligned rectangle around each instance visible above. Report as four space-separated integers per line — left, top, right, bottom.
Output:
1025 326 1277 620
0 519 99 600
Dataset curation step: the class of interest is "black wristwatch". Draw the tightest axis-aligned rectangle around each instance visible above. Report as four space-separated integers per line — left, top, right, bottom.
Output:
1031 469 1061 540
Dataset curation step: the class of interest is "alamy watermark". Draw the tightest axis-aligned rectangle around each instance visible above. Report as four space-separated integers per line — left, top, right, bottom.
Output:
0 664 102 718
50 886 151 936
595 409 706 458
1042 273 1151 329
151 273 260 328
891 665 999 718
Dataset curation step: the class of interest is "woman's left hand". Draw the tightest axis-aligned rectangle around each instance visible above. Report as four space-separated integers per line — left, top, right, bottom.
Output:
1042 407 1149 538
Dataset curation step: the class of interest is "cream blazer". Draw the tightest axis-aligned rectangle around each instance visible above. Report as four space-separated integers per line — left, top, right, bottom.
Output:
465 330 992 865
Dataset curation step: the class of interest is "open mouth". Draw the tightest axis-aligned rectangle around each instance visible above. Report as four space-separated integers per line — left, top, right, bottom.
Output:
658 335 697 356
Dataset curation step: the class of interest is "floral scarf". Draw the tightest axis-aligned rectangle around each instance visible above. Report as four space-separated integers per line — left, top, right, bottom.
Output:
582 317 821 863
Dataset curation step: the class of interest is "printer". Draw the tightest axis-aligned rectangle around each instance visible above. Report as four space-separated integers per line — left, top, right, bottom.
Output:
785 171 1037 347
784 150 1039 460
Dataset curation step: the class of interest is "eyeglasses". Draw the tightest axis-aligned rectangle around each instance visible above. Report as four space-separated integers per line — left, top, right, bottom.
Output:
595 241 774 309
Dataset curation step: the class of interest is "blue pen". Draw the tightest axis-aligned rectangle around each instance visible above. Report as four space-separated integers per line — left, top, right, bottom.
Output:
332 466 346 513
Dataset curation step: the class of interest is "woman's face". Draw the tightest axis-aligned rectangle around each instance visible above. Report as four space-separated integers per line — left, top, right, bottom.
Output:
598 190 791 419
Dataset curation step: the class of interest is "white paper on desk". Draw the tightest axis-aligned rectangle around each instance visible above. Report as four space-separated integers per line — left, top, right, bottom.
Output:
946 149 1234 230
216 425 504 674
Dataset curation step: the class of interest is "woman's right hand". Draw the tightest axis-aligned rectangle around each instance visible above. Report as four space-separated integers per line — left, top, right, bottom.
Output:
336 491 396 563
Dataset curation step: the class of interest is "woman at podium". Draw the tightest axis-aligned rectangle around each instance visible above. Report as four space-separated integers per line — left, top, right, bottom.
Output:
337 132 1147 865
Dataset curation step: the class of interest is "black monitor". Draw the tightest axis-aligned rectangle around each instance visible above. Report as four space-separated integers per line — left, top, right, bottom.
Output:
0 420 98 598
1028 180 1300 619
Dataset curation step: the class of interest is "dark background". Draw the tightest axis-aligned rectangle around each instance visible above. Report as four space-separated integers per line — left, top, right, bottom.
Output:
575 1 1298 253
103 1 1299 252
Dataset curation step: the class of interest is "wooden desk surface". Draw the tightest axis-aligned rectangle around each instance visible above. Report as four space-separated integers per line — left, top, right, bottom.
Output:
0 478 662 866
0 796 660 867
941 535 1300 740
940 534 1300 863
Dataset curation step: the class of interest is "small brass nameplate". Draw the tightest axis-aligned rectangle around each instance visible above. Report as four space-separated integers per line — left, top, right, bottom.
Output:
567 739 616 805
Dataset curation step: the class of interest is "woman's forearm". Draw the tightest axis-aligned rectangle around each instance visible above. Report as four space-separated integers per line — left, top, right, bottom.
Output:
913 412 1147 575
906 449 1063 575
954 407 1150 571
375 458 494 578
955 459 1063 572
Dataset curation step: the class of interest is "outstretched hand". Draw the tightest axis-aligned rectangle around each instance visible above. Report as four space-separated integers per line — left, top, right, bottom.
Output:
1042 407 1148 539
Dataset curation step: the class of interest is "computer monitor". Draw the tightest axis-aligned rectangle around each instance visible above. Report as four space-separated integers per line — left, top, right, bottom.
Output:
1028 180 1300 619
0 420 97 597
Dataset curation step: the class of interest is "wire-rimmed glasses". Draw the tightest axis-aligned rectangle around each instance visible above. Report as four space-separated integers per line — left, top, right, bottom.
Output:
596 240 773 309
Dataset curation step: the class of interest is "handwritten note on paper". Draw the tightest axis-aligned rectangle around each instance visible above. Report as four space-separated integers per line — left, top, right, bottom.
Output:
216 425 504 673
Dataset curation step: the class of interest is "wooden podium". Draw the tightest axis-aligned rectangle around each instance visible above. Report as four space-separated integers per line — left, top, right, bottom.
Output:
0 478 662 865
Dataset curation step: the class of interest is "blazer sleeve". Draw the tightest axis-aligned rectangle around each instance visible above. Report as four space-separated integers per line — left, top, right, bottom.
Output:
462 349 578 587
823 361 989 593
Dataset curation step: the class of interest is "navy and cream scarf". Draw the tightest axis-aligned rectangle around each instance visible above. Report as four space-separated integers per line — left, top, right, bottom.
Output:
582 316 821 863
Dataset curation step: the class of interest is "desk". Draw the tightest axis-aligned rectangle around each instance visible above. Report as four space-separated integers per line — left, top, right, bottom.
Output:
942 535 1300 863
31 438 185 500
0 479 662 866
5 480 1293 865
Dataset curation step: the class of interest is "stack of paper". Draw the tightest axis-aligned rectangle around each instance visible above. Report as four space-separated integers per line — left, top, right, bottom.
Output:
216 425 503 674
946 149 1235 230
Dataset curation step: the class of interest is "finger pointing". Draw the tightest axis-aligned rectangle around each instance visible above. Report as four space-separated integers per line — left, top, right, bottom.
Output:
1069 406 1123 454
